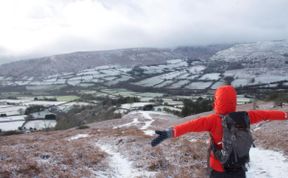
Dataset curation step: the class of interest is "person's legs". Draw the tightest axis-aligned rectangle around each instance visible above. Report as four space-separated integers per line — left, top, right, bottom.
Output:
210 169 246 178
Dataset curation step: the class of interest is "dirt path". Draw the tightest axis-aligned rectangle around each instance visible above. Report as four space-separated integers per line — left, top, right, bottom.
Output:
95 143 155 178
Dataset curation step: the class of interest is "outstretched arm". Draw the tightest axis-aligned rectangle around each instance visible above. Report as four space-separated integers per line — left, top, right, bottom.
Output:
173 114 216 137
248 110 288 124
151 114 216 147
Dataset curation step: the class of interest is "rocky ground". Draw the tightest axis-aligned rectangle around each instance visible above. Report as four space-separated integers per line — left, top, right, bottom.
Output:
0 103 287 178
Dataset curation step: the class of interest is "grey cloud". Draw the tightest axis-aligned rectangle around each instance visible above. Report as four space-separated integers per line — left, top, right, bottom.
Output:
2 0 288 60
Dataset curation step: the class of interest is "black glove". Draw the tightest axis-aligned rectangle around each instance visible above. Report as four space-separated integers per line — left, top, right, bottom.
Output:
151 128 173 147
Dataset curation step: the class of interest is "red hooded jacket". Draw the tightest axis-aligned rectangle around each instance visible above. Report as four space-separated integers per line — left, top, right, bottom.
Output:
172 85 287 172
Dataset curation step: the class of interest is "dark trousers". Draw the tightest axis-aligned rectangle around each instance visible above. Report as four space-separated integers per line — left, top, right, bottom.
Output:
210 170 246 178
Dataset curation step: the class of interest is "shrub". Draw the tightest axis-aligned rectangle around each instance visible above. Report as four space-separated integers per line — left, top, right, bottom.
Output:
0 130 23 136
24 105 46 115
77 125 90 129
181 97 213 117
55 104 120 130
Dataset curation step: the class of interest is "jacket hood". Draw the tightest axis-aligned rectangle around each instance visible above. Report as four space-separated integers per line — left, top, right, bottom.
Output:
214 85 237 115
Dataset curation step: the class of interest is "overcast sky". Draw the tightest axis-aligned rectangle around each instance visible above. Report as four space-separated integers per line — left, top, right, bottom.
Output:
0 0 288 61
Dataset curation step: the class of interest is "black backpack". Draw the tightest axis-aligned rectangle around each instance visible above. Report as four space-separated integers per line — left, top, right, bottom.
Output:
210 111 254 171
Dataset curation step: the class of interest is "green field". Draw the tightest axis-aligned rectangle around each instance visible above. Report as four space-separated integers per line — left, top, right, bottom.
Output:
56 95 80 102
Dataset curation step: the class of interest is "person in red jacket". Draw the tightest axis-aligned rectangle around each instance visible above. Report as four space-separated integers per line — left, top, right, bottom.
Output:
151 85 288 178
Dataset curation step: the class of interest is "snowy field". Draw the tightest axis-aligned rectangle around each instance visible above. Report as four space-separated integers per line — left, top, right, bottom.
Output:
188 65 206 74
116 111 176 136
211 41 288 62
0 65 133 87
23 120 57 130
154 80 175 88
0 99 96 131
199 73 221 80
168 80 191 89
224 68 288 86
185 81 213 90
0 105 27 116
0 120 25 131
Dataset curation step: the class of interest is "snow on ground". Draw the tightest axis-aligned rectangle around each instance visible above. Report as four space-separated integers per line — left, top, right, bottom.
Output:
224 68 288 86
247 147 288 178
134 77 163 87
159 71 185 80
167 59 184 64
199 73 221 80
139 111 155 136
177 73 192 79
116 111 172 136
211 81 225 89
188 65 206 74
23 120 57 130
168 80 190 89
68 134 90 141
185 81 213 89
115 118 140 128
58 102 96 110
120 102 154 110
0 120 25 131
105 75 132 86
154 80 175 88
232 78 252 87
0 105 27 115
0 115 26 122
114 111 155 135
95 143 155 178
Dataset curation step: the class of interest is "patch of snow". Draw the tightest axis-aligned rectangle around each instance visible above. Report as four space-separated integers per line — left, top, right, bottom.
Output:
139 111 153 130
120 111 172 136
95 143 155 178
189 139 199 143
120 102 154 110
0 115 26 122
115 118 140 129
0 106 27 116
185 81 212 89
211 81 225 89
188 65 206 74
143 130 155 136
25 101 65 107
106 75 132 86
177 73 192 79
23 120 56 130
168 80 191 89
154 80 175 88
199 73 221 80
0 120 25 131
247 147 288 178
68 134 89 141
167 59 184 64
134 77 164 87
159 71 185 80
232 78 252 87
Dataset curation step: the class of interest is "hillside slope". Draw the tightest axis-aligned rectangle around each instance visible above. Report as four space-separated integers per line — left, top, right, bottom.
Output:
1 103 287 178
0 45 228 78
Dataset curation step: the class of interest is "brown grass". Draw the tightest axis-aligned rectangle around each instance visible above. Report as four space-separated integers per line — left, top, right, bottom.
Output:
0 130 107 178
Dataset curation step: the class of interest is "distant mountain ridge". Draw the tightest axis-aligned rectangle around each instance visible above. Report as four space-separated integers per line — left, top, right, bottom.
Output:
211 40 288 68
0 41 288 91
0 45 230 78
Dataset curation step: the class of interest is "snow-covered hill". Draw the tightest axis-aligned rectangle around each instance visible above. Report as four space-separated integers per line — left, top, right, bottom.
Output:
211 40 288 66
0 41 288 91
0 45 227 78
